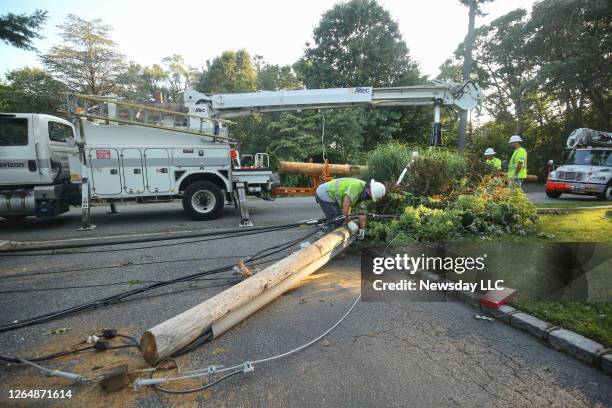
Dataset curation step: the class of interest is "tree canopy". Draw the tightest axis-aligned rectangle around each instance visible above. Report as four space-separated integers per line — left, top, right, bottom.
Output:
41 15 125 95
0 9 47 51
196 50 257 94
297 0 420 88
0 67 66 114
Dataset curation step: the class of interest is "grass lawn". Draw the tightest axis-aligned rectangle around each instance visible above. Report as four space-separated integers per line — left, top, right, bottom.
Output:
517 208 611 346
536 208 612 241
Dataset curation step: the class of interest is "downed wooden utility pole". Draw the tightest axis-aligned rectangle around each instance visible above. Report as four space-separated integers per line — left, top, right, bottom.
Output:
278 161 366 176
140 226 354 365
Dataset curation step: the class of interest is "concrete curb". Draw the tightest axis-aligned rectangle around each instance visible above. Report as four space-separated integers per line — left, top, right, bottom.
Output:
536 204 612 214
477 300 611 376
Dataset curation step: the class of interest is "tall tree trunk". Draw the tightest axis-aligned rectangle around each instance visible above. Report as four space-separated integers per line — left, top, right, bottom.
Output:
458 0 477 151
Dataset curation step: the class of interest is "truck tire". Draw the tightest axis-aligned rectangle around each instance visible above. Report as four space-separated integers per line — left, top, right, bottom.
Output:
545 190 562 199
597 183 612 201
182 181 224 220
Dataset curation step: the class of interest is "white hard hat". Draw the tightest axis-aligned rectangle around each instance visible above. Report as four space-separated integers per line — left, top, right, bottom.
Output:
369 179 386 202
484 148 496 155
508 135 523 143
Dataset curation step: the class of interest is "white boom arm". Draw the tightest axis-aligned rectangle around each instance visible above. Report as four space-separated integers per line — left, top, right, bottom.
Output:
184 80 481 145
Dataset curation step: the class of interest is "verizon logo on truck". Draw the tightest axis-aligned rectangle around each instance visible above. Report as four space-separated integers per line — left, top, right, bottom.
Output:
0 161 25 168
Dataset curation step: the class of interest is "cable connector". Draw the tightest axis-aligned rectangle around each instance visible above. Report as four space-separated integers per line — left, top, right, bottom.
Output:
87 334 100 344
133 377 167 389
101 329 117 339
242 361 254 373
94 340 109 351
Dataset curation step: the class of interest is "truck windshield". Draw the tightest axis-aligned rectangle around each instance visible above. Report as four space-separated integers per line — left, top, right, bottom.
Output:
0 117 28 146
566 150 612 167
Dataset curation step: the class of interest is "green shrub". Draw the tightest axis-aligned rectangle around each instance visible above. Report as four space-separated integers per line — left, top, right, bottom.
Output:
366 176 539 242
451 176 539 236
364 141 415 184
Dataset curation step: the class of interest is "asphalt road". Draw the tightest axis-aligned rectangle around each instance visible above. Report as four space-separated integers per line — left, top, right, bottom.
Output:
0 196 610 407
522 182 599 204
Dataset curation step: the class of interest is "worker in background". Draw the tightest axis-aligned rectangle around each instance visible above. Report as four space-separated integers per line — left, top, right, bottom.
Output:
315 178 386 238
507 135 527 189
484 148 502 170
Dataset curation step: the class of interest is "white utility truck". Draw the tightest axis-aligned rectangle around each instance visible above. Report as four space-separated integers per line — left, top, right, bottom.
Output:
546 128 612 200
0 81 481 228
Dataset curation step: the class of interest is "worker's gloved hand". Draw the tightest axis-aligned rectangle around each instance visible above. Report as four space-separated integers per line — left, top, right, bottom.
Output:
357 229 365 240
346 221 359 234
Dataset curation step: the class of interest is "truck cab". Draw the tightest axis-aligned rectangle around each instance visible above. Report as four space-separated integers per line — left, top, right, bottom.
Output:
546 147 612 200
0 113 81 219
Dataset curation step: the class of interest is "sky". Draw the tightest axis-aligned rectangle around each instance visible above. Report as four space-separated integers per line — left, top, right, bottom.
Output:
0 0 536 79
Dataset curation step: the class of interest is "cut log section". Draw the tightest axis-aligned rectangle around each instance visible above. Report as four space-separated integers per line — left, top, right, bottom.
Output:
140 226 354 365
278 161 366 176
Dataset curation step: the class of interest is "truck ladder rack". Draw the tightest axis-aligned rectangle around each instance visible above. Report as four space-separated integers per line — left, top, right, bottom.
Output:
63 93 235 142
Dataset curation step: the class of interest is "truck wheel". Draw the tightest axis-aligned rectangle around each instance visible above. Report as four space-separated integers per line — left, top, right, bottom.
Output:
545 190 562 199
182 181 224 220
597 184 612 201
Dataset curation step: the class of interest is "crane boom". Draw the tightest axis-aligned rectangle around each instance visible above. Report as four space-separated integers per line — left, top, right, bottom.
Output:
184 80 481 146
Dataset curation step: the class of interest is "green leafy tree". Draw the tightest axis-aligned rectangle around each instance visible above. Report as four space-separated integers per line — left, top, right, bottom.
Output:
296 0 429 149
0 67 66 113
297 0 419 88
267 109 365 163
253 56 301 91
41 15 125 95
0 9 47 50
528 0 612 130
196 49 257 94
162 54 197 102
437 59 463 83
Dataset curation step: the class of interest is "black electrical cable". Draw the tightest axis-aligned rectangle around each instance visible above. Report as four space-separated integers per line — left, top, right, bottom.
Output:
0 228 320 333
0 346 94 363
0 219 323 255
0 279 240 294
0 256 249 280
1 225 323 278
1 228 321 294
0 223 312 257
171 330 213 358
0 329 140 363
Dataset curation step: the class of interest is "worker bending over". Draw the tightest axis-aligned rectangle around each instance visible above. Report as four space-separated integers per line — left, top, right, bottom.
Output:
507 135 527 189
315 178 386 237
484 148 502 170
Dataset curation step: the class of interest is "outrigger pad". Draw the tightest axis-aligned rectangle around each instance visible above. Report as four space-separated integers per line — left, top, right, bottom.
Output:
480 287 517 309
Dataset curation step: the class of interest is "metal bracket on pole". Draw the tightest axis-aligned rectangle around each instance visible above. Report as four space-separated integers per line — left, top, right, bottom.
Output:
430 98 443 146
235 183 253 227
107 202 119 214
77 163 95 231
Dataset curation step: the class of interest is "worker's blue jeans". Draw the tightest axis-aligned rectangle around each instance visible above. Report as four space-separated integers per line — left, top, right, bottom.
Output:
315 195 343 228
508 178 524 190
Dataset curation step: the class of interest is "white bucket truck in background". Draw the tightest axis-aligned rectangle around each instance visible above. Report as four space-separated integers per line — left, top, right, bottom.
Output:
546 128 612 200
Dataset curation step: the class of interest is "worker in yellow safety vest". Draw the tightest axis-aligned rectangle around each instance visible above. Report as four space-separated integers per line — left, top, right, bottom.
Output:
507 135 527 189
315 177 386 238
484 148 502 170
